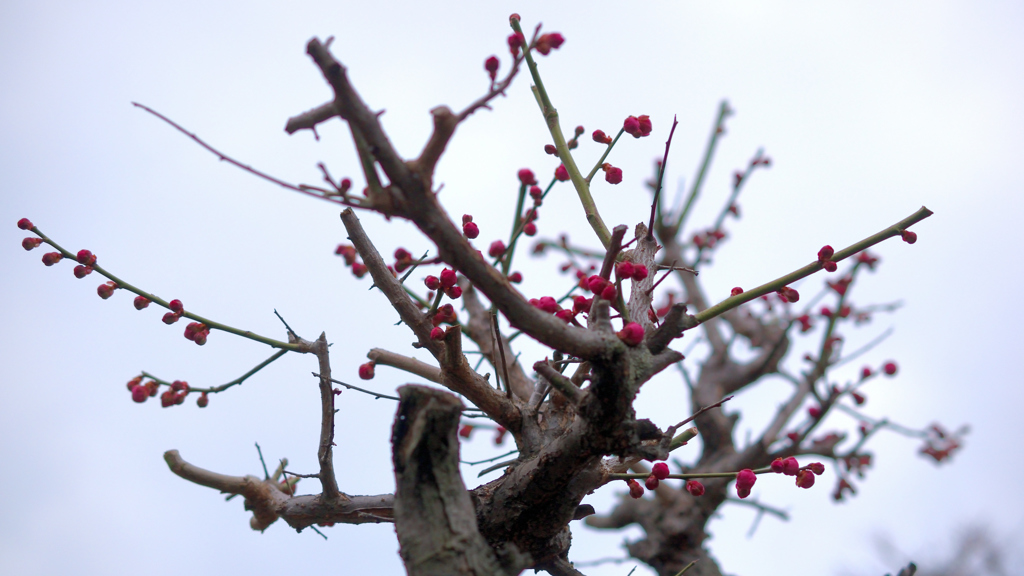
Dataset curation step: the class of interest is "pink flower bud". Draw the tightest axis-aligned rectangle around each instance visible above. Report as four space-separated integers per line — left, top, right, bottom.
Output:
523 222 537 236
627 479 644 499
488 240 506 258
162 312 180 325
169 299 184 313
572 295 592 315
424 275 440 290
554 164 569 182
197 393 209 408
358 362 375 380
852 391 865 405
615 261 635 280
592 130 612 144
22 237 43 250
617 322 644 346
507 272 523 283
771 458 786 474
131 385 148 403
645 475 660 490
883 362 897 376
97 281 117 299
860 366 873 379
807 462 825 475
160 389 176 408
484 55 499 80
430 326 445 340
652 462 670 480
637 115 652 136
17 218 34 230
76 249 96 265
133 296 150 310
808 406 822 419
731 287 743 296
73 265 93 278
529 186 543 200
782 457 800 476
686 480 705 497
351 262 368 278
183 322 203 341
604 165 623 184
439 268 457 289
623 116 640 137
544 144 557 155
600 284 617 301
517 168 537 186
554 309 574 323
42 252 63 266
535 32 565 55
796 469 816 489
458 424 473 438
507 32 525 57
900 230 917 244
444 285 462 299
735 469 756 499
823 260 838 272
817 245 834 263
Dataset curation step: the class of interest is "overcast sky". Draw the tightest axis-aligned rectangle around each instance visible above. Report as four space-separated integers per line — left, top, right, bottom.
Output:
3 2 1023 575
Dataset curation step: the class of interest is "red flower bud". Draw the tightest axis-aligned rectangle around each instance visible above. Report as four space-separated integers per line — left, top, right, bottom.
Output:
782 456 800 476
860 366 873 379
823 260 838 272
17 218 34 230
600 284 617 301
192 329 209 346
604 165 623 184
645 475 660 490
592 129 612 144
686 480 705 497
160 389 176 408
458 424 473 438
554 309 573 323
808 406 822 419
883 362 897 376
133 296 151 310
586 275 609 294
183 322 203 341
807 462 825 475
615 261 635 280
637 115 652 136
430 326 445 340
351 262 368 278
494 425 507 446
444 285 462 299
777 286 800 303
900 230 917 244
97 281 117 299
544 144 557 155
439 268 457 289
131 385 148 403
617 322 644 346
632 265 648 280
652 462 670 480
817 245 834 263
73 265 93 278
424 275 440 290
623 115 641 137
771 458 786 474
730 287 743 296
572 295 592 315
162 312 181 325
169 299 184 313
851 391 865 405
171 380 189 393
535 32 565 55
358 362 375 380
197 393 209 408
488 240 506 258
507 272 523 283
627 479 644 499
554 164 569 182
517 168 537 186
507 32 525 57
735 469 756 499
529 185 543 201
796 469 816 489
42 252 63 266
22 237 43 251
523 222 537 236
76 249 96 265
484 55 499 80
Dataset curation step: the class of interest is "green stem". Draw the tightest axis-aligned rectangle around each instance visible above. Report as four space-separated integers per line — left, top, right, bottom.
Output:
511 18 611 248
585 128 625 183
674 100 731 233
502 183 529 277
142 349 288 394
692 206 933 326
609 466 773 481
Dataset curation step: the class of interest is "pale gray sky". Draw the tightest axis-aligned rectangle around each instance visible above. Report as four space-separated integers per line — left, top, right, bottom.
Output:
3 2 1023 575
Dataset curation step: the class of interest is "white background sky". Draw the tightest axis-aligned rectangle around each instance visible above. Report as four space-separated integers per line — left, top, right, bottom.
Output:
2 2 1023 575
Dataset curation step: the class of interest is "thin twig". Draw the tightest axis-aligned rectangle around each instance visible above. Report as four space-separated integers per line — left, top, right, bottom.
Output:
255 442 270 480
649 115 679 240
313 373 400 401
460 449 519 466
492 311 512 399
273 309 298 339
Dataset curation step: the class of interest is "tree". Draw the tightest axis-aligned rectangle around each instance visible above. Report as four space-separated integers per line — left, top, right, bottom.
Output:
13 13 963 576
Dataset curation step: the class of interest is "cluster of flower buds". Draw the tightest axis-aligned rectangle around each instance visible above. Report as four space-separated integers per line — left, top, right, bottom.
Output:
506 31 526 57
642 462 671 490
770 457 825 489
126 375 158 403
817 245 838 273
425 268 462 300
534 32 565 55
521 208 539 237
623 115 652 138
335 244 368 278
578 273 618 302
159 380 191 407
163 299 185 325
393 248 415 273
614 261 649 283
691 228 726 250
184 321 210 345
735 468 757 498
494 425 508 445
